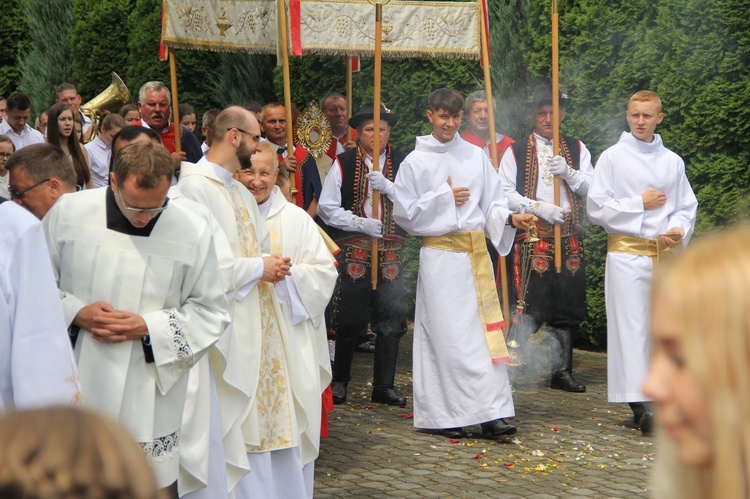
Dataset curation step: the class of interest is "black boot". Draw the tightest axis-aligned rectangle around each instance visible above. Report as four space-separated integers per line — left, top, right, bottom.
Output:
480 418 517 438
371 336 406 406
549 327 586 392
332 337 357 404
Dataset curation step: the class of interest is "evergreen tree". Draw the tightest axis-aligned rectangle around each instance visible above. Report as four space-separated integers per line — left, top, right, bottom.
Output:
18 0 75 113
0 0 29 97
210 53 277 108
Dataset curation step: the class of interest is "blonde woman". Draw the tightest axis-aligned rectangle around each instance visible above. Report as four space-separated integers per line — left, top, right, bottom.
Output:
0 407 162 499
644 224 750 498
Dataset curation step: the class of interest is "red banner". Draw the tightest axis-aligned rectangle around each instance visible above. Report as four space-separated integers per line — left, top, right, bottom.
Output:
290 0 302 56
480 0 491 67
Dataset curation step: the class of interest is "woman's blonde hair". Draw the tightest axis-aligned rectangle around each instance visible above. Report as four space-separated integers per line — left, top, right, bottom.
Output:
651 224 750 498
0 407 161 499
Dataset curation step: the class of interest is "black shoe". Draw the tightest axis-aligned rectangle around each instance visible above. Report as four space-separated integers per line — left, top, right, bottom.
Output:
551 371 586 392
441 427 465 439
371 387 406 406
480 418 517 439
639 411 655 436
332 380 348 404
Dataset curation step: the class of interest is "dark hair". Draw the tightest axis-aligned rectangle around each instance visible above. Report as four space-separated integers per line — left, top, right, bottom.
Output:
118 103 139 117
201 108 221 128
108 125 162 176
100 113 126 132
320 92 346 111
55 82 77 96
5 143 77 187
428 88 464 116
178 103 196 119
242 101 262 114
114 140 173 189
47 103 90 187
6 93 31 112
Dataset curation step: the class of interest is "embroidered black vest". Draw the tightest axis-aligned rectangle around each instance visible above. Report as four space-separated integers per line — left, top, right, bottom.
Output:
326 145 407 242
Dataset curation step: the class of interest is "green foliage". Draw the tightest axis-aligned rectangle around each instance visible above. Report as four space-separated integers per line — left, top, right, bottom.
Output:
209 53 277 108
18 0 75 113
0 0 28 97
71 0 132 101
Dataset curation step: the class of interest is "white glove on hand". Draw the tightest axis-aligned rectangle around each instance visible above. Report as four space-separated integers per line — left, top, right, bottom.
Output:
353 216 383 238
366 171 395 196
549 155 574 180
528 201 565 225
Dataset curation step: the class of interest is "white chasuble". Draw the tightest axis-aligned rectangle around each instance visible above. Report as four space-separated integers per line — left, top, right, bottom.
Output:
178 160 298 454
43 188 230 489
588 132 697 403
263 187 337 465
393 134 516 429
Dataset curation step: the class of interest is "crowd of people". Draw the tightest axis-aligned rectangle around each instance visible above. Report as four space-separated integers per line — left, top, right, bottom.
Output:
3 79 742 498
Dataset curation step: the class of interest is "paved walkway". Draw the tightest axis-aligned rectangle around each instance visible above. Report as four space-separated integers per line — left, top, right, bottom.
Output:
314 330 654 498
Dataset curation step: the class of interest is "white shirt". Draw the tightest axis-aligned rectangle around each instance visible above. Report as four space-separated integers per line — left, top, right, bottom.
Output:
318 151 387 230
0 120 45 150
84 137 111 188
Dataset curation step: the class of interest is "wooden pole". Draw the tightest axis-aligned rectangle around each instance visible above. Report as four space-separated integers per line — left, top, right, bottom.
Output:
168 48 182 154
370 2 384 290
278 0 297 196
346 57 354 142
551 0 562 273
479 0 510 334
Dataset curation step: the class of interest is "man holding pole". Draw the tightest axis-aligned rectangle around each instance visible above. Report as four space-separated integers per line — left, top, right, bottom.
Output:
318 103 408 407
498 86 593 393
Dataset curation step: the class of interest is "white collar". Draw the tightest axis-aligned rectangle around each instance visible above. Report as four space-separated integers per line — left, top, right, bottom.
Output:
197 156 234 188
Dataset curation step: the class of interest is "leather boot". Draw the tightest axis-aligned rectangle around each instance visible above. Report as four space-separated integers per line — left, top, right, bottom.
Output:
549 327 586 392
371 336 406 406
332 337 357 404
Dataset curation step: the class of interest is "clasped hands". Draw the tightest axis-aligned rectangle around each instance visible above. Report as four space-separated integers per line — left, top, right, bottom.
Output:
74 301 148 343
262 254 293 284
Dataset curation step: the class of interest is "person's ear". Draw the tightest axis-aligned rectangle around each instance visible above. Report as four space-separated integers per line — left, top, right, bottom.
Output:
426 110 434 123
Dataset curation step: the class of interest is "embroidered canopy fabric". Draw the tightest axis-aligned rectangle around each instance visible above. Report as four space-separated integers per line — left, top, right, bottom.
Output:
161 0 481 59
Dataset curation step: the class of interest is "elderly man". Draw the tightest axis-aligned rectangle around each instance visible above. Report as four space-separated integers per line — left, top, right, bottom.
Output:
0 93 45 150
43 141 230 495
260 102 322 217
56 83 94 142
7 144 78 219
499 86 594 393
318 103 408 407
236 141 338 496
461 90 515 160
178 107 316 498
137 81 203 170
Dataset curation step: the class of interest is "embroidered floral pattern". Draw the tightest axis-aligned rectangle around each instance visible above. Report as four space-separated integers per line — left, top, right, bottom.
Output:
165 310 194 370
139 430 180 463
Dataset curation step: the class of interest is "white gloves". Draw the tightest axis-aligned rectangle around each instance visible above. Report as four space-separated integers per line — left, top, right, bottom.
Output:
549 155 575 180
528 201 565 225
353 216 383 238
366 171 395 197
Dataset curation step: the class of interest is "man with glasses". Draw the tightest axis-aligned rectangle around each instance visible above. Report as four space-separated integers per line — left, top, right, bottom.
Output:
42 140 230 497
179 106 313 498
7 143 78 219
260 102 322 217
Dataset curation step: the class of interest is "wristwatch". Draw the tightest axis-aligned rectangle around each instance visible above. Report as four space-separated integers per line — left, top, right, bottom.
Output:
506 213 514 226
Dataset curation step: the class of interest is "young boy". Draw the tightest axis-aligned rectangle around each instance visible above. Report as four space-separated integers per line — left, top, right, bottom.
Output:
587 90 698 434
389 88 535 438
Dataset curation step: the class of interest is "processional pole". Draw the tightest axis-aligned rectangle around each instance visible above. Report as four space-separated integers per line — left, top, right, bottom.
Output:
478 0 511 334
278 0 298 196
346 57 354 142
551 0 562 273
168 48 182 154
369 0 387 290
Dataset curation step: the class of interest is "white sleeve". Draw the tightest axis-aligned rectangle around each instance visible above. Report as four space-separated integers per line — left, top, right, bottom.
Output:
587 150 646 234
498 147 533 213
317 159 356 230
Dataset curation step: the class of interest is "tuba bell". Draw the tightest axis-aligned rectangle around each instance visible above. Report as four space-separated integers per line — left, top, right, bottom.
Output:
81 72 131 140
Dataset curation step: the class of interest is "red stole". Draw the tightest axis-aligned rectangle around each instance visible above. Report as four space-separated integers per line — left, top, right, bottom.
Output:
278 145 311 208
460 129 515 163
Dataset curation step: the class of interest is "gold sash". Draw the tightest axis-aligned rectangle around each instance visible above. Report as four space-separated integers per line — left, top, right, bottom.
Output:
607 234 673 268
423 231 509 363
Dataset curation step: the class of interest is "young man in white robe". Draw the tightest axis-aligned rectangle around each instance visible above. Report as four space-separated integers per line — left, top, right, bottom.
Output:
236 141 338 496
0 199 80 411
390 88 536 439
587 90 698 434
43 141 231 495
177 107 313 499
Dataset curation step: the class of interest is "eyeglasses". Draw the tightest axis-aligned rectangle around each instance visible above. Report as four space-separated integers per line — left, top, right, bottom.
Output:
0 152 12 159
229 127 261 142
9 178 50 200
116 190 169 215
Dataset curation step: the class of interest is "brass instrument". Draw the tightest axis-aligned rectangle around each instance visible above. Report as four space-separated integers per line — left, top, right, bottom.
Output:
81 72 131 141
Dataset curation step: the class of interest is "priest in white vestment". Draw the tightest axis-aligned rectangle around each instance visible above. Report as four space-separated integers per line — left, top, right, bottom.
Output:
236 142 338 495
43 142 231 492
177 107 311 498
391 89 536 439
588 90 697 434
0 200 80 411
